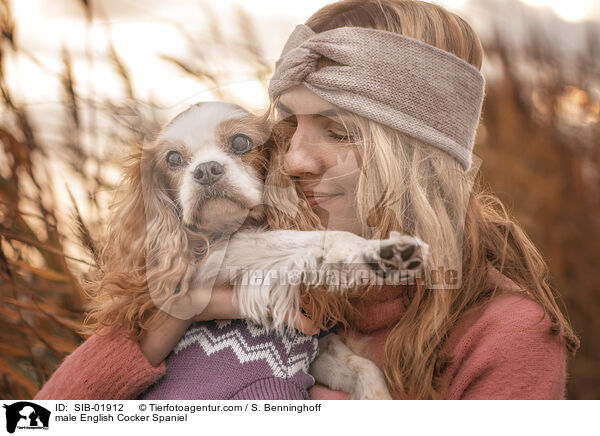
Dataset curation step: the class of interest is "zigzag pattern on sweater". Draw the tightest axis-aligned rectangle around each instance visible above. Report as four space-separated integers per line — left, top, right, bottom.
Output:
174 320 319 379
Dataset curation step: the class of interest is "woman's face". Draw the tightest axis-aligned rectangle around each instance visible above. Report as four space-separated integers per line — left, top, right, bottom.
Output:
276 85 363 234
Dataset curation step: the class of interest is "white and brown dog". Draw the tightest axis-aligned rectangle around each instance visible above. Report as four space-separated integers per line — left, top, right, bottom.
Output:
129 101 428 399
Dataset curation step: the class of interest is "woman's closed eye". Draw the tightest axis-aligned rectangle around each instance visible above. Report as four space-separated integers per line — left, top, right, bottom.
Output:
274 114 357 143
327 122 357 143
327 128 353 141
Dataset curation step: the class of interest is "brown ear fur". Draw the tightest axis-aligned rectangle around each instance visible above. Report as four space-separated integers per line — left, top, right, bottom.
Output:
83 143 203 338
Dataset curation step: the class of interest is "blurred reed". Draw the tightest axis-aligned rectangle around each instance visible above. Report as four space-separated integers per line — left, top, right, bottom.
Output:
478 15 600 399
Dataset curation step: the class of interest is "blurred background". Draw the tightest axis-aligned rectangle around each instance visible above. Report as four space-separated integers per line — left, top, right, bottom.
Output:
0 0 598 399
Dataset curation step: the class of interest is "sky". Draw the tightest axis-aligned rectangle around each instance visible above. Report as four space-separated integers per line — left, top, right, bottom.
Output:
3 0 599 138
520 0 600 22
6 0 600 111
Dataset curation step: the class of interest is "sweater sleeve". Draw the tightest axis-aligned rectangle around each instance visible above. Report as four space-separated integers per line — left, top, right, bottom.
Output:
443 294 567 400
34 326 165 400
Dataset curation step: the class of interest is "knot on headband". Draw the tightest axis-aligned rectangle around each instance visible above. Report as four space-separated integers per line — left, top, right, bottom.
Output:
274 46 321 84
268 24 486 170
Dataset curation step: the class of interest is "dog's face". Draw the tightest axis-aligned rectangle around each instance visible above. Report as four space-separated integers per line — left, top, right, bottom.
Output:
151 102 270 234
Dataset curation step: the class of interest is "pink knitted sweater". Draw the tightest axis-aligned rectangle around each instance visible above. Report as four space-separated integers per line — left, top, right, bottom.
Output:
35 271 567 400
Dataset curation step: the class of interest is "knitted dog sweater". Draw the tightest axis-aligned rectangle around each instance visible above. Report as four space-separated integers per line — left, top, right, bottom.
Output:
138 319 318 400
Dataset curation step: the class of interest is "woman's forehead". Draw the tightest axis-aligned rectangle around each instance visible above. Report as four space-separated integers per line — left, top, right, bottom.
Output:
277 85 350 117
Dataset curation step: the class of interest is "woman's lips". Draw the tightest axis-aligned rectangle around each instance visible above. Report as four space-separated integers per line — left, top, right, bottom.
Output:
303 192 342 206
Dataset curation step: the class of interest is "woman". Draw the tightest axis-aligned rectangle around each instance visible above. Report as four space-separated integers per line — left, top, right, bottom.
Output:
35 0 578 400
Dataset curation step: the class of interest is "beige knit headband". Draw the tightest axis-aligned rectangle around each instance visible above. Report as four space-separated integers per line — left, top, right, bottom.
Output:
268 24 486 170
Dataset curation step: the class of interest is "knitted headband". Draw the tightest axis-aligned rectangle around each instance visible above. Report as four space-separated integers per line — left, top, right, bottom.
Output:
268 24 486 170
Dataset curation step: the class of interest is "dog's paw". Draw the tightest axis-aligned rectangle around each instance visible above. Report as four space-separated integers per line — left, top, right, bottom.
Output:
363 231 429 279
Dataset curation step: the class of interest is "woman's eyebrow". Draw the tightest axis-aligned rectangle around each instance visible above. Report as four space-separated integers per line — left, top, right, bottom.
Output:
318 108 353 118
276 101 352 119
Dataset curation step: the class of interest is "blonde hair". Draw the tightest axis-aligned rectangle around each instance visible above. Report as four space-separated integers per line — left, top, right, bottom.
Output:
264 0 579 399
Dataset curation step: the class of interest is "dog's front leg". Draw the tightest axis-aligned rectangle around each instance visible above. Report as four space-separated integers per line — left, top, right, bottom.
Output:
203 229 330 333
192 229 428 332
191 229 361 332
214 229 429 287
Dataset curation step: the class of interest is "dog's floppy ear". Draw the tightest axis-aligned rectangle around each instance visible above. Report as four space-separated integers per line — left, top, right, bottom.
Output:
85 142 197 336
137 142 198 316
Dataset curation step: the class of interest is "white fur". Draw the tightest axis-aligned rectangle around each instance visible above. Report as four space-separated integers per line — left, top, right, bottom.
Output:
162 102 248 147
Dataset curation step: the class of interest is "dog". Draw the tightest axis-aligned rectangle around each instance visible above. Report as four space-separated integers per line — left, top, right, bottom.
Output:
129 101 428 399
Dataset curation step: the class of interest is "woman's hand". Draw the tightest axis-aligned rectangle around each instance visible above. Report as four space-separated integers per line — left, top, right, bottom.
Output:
139 312 193 367
140 284 318 367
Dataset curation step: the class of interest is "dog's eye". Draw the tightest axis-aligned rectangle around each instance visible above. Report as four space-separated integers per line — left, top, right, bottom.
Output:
166 151 184 169
230 134 253 155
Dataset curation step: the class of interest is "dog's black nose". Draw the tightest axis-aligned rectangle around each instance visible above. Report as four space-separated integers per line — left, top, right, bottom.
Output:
194 161 224 185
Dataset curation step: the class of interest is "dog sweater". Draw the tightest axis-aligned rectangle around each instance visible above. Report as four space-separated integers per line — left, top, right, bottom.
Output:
138 319 318 400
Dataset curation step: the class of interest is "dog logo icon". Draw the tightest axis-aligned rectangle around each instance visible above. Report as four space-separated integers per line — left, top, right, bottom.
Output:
2 402 50 433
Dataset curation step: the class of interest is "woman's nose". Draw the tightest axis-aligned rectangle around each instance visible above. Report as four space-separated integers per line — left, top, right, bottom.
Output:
283 122 321 177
